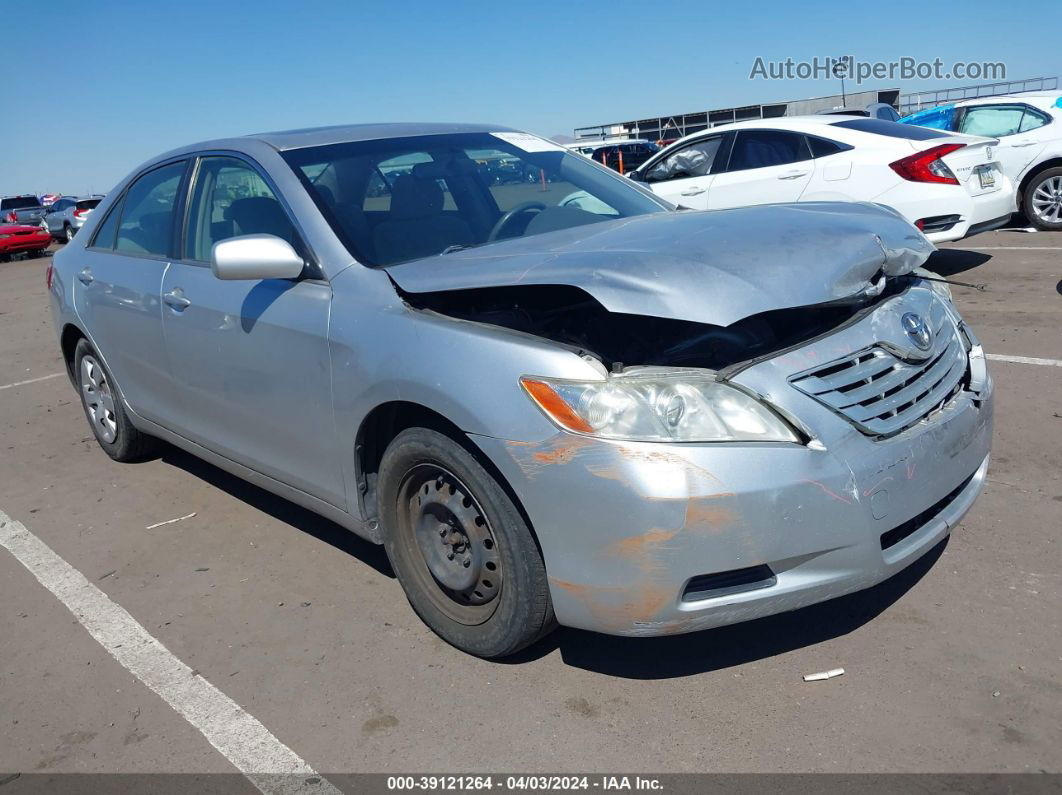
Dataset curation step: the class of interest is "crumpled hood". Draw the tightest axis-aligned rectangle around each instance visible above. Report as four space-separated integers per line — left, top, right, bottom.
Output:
384 201 935 327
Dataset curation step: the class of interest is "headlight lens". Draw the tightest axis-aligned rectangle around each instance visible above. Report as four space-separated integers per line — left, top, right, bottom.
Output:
521 374 799 443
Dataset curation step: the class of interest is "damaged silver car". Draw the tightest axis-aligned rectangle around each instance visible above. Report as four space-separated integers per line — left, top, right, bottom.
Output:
48 123 993 658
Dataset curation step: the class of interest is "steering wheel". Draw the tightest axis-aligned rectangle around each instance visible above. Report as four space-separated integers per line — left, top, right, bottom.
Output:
487 201 547 241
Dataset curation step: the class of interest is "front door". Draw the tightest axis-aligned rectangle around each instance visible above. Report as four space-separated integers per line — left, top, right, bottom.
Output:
642 133 727 209
159 155 344 507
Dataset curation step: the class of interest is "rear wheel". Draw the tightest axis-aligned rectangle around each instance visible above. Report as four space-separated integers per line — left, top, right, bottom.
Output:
74 338 157 462
378 427 555 658
64 224 76 242
1023 167 1062 231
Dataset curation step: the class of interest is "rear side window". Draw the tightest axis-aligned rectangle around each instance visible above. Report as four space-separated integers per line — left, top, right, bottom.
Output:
806 136 851 158
76 199 101 211
114 162 186 257
727 131 811 171
89 199 123 249
833 118 951 139
959 105 1026 137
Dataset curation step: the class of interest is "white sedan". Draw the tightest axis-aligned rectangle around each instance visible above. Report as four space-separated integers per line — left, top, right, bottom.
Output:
900 92 1062 230
629 116 1014 243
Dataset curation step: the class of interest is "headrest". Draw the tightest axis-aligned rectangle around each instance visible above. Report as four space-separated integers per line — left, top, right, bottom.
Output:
389 175 444 219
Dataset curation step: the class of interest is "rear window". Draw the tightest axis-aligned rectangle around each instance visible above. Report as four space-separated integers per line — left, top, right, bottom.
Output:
831 118 952 140
76 199 101 211
1 196 42 210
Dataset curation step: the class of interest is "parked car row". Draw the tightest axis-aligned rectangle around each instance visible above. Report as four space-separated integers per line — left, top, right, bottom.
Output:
899 91 1062 230
566 93 1062 240
51 122 993 657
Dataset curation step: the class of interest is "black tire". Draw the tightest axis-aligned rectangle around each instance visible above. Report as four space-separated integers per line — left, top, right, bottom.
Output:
378 427 555 658
64 224 76 242
73 338 157 462
1022 166 1062 231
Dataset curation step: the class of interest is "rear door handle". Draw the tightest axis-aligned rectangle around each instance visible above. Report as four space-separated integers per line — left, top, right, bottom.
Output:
680 187 706 196
163 288 191 311
778 170 809 180
77 267 93 285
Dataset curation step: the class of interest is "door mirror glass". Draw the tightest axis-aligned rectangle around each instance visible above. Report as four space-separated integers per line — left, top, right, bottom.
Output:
211 234 304 281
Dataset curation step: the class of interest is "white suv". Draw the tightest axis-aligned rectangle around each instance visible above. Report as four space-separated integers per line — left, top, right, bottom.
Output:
900 92 1062 230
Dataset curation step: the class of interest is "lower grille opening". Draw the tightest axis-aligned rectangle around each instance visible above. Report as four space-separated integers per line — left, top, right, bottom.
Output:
682 564 777 603
879 470 977 550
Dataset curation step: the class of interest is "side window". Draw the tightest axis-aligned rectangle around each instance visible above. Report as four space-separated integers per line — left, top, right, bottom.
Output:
727 131 811 171
89 199 123 250
807 136 849 158
114 161 185 257
1019 108 1050 133
959 105 1025 137
184 157 298 263
645 136 724 182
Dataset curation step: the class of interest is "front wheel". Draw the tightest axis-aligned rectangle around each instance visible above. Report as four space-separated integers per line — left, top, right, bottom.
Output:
378 428 555 658
1023 167 1062 231
74 338 157 462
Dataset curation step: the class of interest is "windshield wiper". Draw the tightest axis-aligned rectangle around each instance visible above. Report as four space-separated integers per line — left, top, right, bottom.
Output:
440 243 485 255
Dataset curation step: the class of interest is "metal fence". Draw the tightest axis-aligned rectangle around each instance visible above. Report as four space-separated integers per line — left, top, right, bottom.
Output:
897 76 1059 115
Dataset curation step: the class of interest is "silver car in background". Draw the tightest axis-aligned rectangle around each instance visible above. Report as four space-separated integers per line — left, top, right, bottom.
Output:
45 195 103 242
48 123 992 658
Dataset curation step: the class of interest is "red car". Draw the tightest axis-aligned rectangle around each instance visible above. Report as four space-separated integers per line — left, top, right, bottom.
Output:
0 223 51 261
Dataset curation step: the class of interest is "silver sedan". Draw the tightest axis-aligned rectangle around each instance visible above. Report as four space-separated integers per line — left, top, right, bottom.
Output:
48 123 992 657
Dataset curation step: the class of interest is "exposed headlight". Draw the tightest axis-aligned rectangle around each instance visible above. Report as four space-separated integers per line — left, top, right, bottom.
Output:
521 374 799 443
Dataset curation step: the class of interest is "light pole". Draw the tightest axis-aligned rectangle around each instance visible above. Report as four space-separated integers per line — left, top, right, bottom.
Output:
833 55 852 107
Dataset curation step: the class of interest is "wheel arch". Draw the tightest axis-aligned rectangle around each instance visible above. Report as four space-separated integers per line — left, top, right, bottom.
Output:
1018 157 1062 208
59 323 87 385
353 400 543 556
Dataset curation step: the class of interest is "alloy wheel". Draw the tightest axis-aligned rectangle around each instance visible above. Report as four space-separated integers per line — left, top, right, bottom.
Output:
80 355 117 443
1031 175 1062 225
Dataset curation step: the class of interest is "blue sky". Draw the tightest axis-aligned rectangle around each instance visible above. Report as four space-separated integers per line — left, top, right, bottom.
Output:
2 0 1058 194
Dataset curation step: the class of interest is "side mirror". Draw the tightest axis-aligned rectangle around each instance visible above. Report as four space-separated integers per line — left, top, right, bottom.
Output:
211 234 304 281
626 170 645 182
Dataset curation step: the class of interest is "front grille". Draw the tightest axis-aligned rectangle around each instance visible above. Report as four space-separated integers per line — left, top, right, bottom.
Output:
789 303 967 438
880 470 976 550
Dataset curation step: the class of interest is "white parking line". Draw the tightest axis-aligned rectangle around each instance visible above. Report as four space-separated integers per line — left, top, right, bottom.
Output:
986 354 1062 367
0 509 341 795
0 372 63 391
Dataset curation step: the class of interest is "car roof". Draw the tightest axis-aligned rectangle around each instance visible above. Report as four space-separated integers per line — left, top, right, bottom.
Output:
956 93 1062 110
214 122 518 154
664 115 865 147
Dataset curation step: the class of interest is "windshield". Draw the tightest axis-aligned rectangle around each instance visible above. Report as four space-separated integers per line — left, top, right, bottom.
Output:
1 196 43 210
282 131 669 266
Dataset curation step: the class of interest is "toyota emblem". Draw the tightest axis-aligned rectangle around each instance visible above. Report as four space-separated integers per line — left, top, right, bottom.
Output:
901 312 933 351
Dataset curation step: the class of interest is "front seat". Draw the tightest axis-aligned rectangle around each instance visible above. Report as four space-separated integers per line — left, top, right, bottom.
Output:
372 175 473 263
225 197 295 243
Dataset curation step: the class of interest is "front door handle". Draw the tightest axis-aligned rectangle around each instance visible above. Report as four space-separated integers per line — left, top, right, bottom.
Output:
163 288 191 311
680 187 706 196
778 170 809 180
1012 139 1038 147
77 267 93 285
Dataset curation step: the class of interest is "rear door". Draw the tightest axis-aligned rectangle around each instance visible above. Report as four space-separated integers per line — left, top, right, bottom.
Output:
46 199 68 233
706 129 815 209
641 133 728 209
72 161 186 423
958 103 1050 182
159 154 343 506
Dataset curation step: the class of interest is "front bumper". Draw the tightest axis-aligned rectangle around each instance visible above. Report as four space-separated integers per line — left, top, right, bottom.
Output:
473 293 994 637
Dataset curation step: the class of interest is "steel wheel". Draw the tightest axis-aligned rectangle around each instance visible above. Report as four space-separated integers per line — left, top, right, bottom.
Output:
396 464 502 625
1031 175 1062 225
80 355 117 443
